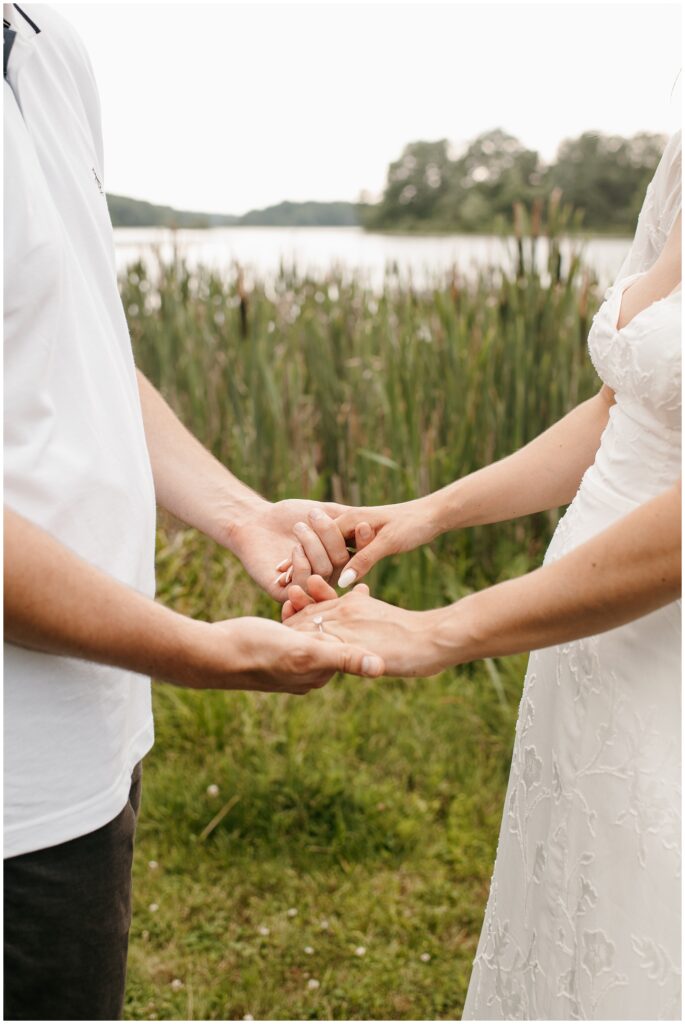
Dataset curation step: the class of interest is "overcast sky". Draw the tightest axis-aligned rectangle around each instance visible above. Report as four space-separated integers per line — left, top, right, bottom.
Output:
55 1 682 215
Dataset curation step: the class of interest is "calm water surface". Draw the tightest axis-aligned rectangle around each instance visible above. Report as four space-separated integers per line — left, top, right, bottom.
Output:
114 226 632 289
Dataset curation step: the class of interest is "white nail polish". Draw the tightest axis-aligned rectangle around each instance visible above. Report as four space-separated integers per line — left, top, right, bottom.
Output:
339 568 357 588
276 558 290 572
286 565 294 584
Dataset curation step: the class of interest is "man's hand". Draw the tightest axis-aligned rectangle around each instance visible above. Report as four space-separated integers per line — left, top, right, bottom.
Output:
193 616 385 693
226 499 365 601
4 508 386 694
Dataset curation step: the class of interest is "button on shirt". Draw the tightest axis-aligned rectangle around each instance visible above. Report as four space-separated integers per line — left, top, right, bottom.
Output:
4 3 156 857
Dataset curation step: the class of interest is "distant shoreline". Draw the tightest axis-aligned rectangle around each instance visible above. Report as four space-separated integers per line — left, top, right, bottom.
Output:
113 222 632 242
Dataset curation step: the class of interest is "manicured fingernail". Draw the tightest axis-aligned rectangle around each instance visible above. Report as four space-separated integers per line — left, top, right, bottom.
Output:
277 572 288 586
276 558 290 572
294 521 308 534
285 565 294 584
339 568 357 588
359 524 372 540
361 655 382 676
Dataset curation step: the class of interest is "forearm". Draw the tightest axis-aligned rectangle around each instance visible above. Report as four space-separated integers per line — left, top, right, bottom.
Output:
136 370 266 547
426 387 614 533
432 481 681 662
4 507 218 688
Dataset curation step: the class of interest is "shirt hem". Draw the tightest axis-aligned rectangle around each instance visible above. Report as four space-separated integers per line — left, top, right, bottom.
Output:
3 715 155 858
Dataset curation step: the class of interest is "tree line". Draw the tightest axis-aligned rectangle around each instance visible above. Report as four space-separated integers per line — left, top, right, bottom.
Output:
108 128 667 234
360 128 667 235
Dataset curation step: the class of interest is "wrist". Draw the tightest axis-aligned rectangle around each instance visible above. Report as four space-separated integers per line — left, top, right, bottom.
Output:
421 479 469 537
164 616 247 690
207 489 270 552
422 593 490 668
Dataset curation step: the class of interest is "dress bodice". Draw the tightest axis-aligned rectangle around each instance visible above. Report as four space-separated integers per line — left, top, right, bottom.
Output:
589 271 681 435
565 272 683 514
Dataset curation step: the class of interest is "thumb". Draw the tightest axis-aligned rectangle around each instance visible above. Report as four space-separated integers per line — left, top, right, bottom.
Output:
338 536 387 588
323 644 385 678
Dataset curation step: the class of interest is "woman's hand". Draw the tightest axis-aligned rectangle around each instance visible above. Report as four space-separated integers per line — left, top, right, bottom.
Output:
274 496 442 593
282 576 465 678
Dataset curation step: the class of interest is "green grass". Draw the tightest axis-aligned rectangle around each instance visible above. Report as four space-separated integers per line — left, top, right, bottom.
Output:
122 205 602 1019
126 530 526 1021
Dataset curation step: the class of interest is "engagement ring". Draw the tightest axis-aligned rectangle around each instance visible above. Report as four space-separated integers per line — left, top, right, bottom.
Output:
313 615 325 633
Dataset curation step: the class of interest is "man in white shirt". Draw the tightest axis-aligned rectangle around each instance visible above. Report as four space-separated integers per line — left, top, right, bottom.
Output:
3 4 383 1018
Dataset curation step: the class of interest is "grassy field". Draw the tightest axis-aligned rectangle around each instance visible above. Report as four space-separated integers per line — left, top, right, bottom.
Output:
121 213 602 1020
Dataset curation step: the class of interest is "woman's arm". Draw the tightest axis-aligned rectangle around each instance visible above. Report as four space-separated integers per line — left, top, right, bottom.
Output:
290 385 616 590
284 480 681 675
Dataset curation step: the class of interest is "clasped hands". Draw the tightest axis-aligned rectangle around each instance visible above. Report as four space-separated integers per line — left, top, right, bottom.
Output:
226 496 463 682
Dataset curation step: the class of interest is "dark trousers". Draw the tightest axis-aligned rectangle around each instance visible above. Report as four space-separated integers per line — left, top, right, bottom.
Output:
4 762 143 1021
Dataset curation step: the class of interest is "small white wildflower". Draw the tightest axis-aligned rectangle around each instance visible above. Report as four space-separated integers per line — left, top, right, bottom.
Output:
304 946 314 955
206 784 220 797
258 925 270 937
148 860 159 870
287 907 298 918
319 919 329 930
170 978 183 992
420 952 431 962
307 978 320 991
354 945 366 957
327 284 339 302
149 903 159 913
243 1015 254 1021
267 320 276 333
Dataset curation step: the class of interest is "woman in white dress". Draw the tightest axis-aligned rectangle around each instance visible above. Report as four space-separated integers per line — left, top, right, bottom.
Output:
282 132 681 1020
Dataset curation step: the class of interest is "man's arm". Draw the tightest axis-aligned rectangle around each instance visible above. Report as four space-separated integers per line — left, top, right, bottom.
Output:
135 371 353 599
135 370 264 546
4 507 384 692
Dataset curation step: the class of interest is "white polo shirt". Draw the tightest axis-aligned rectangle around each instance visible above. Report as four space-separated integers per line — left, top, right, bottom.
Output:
4 3 156 857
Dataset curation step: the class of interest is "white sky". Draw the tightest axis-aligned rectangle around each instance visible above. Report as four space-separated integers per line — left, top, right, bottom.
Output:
54 1 682 215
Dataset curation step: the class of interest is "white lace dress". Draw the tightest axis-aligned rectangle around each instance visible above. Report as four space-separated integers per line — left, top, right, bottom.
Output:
462 135 682 1021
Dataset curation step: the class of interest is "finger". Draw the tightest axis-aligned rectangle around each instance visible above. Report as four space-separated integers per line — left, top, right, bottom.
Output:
281 599 295 622
306 509 351 581
338 536 388 588
306 574 337 603
352 583 371 596
286 584 316 613
320 643 385 678
284 597 344 629
355 522 374 551
292 521 335 579
291 542 313 590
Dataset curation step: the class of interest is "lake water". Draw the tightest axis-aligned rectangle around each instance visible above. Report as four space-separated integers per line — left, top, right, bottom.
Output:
114 225 632 290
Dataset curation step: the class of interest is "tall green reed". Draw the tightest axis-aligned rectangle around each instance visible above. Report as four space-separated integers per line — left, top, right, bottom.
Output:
123 198 602 610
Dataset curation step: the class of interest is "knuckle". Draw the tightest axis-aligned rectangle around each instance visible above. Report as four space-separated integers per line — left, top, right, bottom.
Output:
289 646 314 674
337 650 354 675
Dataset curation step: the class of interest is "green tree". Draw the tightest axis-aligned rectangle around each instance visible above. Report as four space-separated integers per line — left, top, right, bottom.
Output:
546 131 666 232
